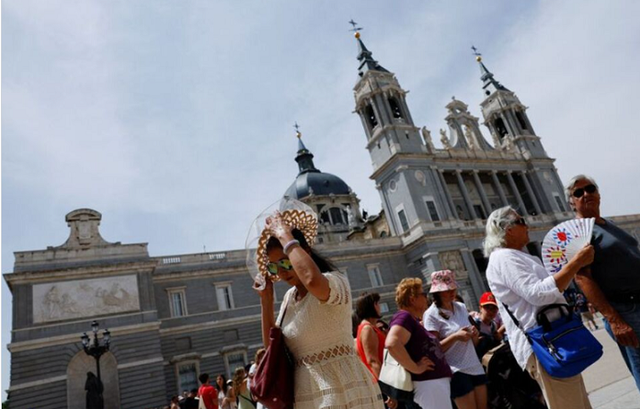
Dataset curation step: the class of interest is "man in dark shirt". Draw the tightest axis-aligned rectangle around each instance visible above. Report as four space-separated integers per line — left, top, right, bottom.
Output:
179 389 199 409
569 175 640 391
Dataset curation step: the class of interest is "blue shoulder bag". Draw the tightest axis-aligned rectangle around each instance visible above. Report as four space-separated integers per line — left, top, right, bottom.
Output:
503 303 603 378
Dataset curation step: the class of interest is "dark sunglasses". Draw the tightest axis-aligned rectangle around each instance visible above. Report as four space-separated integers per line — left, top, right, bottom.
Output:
266 259 293 275
513 218 527 226
572 184 597 198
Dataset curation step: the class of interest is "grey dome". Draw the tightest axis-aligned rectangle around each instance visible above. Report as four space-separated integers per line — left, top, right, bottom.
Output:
285 171 351 200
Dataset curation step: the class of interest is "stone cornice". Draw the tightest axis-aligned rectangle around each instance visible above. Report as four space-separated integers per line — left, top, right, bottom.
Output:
3 260 157 288
8 321 161 353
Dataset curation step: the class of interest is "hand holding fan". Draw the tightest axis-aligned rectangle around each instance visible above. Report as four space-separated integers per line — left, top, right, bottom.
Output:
542 218 595 275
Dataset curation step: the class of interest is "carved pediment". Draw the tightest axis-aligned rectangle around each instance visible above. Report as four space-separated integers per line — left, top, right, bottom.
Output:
61 208 111 249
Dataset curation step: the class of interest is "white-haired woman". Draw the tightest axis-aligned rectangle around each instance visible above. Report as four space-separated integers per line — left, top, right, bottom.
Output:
483 206 594 409
566 175 640 391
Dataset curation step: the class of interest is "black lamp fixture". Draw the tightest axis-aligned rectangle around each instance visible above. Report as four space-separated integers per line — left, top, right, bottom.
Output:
81 320 111 409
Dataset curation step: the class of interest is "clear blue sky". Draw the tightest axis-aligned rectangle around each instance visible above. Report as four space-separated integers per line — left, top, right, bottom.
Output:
3 0 640 400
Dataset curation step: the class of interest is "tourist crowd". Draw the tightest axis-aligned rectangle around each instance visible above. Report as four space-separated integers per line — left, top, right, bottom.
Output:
156 174 640 409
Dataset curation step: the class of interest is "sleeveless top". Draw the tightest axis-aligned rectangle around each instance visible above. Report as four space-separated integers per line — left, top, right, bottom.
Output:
276 272 384 409
356 321 386 380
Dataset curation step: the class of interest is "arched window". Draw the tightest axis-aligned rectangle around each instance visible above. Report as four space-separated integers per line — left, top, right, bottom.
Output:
388 97 404 119
494 117 508 139
329 207 345 225
365 105 378 129
516 111 528 131
320 210 331 225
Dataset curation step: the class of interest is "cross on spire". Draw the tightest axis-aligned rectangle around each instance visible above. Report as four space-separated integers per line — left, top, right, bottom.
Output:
471 45 482 57
294 122 301 137
348 19 363 33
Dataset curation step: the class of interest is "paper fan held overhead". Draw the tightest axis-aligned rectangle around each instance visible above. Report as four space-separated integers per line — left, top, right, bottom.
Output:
245 198 318 290
542 218 595 275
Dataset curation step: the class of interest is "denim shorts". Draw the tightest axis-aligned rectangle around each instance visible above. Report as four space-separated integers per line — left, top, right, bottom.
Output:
450 372 487 399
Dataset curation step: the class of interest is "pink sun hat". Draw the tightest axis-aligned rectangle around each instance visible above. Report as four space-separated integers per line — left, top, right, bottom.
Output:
429 270 458 293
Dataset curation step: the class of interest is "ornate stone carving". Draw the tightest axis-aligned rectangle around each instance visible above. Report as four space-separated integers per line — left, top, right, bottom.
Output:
345 205 355 228
464 125 477 150
61 209 111 249
421 127 435 151
414 170 426 186
504 136 516 152
438 251 468 280
439 129 451 149
33 275 140 323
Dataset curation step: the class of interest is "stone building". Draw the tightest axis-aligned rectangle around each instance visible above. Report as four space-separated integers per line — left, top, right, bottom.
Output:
5 33 640 409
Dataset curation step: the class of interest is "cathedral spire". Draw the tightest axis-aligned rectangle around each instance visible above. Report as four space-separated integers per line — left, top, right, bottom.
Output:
349 20 388 77
472 46 509 95
293 123 319 175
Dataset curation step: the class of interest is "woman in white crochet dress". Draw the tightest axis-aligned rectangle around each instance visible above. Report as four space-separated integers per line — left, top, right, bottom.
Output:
255 211 384 409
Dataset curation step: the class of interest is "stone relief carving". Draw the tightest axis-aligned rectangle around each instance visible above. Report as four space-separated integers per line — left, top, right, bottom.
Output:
33 275 140 323
414 170 426 186
438 250 468 280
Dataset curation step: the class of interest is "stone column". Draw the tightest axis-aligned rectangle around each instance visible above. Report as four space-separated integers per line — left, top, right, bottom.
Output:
460 248 486 302
521 171 542 215
438 170 459 220
430 167 454 220
369 96 386 127
377 92 393 124
506 171 528 215
400 95 414 125
490 171 509 206
358 111 372 140
472 171 491 218
456 170 477 219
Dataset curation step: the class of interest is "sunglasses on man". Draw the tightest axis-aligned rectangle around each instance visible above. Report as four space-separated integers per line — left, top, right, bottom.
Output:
513 218 527 226
572 184 597 198
266 259 293 275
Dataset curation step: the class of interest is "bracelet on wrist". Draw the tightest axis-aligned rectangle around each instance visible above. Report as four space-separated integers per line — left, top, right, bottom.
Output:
283 239 300 255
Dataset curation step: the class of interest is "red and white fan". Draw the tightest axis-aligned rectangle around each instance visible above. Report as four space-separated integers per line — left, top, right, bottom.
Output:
542 218 595 275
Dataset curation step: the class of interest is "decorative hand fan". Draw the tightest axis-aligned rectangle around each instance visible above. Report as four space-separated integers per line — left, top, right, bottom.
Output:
542 218 595 275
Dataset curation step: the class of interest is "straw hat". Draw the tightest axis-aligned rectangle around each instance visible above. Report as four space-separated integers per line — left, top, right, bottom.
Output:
246 198 318 287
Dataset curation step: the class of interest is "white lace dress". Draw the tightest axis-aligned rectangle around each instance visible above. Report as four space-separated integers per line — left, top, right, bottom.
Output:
277 272 384 409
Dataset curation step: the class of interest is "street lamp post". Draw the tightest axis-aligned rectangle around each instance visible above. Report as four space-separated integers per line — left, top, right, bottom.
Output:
81 320 111 409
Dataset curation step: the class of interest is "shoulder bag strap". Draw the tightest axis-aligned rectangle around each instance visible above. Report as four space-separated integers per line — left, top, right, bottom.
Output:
501 302 527 333
501 302 536 345
276 292 291 327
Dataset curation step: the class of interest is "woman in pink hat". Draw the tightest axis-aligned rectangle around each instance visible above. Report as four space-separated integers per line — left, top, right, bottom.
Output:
423 270 487 409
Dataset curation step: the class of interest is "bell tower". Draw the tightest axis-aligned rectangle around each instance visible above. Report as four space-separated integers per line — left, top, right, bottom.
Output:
352 29 428 174
474 48 548 159
351 24 454 236
474 47 569 214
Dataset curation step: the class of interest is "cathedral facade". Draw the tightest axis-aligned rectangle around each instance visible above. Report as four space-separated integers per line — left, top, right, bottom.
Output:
5 34 640 409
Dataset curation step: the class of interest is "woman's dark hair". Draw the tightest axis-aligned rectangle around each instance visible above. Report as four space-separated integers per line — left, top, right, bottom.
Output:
356 292 382 320
351 312 360 338
266 229 338 273
215 374 227 393
431 292 442 308
431 293 450 320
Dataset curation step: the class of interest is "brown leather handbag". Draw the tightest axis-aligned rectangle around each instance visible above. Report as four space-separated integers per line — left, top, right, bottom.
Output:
250 297 294 409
